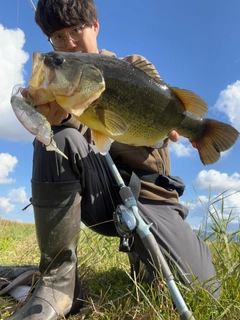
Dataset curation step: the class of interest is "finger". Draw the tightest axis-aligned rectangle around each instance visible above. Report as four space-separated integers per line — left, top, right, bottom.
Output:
35 104 51 118
168 130 179 142
21 88 28 98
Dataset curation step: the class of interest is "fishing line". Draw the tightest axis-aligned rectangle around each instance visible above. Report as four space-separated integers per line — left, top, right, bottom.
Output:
16 0 20 27
28 0 54 50
12 0 20 86
12 0 36 88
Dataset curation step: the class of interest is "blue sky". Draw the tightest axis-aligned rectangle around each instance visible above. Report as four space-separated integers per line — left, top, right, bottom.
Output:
0 0 239 231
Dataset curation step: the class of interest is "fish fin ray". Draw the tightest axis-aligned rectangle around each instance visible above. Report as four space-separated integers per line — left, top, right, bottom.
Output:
132 59 166 85
92 130 113 154
96 109 129 136
171 87 208 119
191 119 239 165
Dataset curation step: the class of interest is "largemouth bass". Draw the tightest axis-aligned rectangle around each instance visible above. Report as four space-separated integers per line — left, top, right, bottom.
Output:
27 51 239 165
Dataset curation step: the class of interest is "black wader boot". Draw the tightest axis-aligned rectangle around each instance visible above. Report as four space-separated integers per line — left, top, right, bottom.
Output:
7 180 83 320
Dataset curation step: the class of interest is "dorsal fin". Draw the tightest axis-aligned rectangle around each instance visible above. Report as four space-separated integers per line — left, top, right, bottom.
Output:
170 87 208 119
132 59 208 119
132 59 166 85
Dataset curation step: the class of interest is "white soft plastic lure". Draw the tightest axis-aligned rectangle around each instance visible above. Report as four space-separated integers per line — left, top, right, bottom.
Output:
11 86 68 160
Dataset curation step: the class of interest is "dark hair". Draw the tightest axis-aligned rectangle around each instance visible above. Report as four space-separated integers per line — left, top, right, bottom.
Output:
35 0 98 37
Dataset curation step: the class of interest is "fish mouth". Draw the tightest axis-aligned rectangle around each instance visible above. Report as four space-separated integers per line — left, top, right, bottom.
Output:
27 51 106 117
30 52 54 87
27 52 59 105
32 52 44 74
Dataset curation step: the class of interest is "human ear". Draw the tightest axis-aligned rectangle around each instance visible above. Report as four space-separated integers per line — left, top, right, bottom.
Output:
93 19 100 36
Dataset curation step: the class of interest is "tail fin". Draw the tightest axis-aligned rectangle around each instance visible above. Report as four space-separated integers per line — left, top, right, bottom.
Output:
193 119 239 165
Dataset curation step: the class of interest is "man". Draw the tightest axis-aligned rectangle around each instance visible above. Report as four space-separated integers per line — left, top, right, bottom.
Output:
7 0 219 319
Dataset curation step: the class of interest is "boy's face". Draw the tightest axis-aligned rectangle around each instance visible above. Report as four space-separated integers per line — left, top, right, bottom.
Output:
50 19 99 53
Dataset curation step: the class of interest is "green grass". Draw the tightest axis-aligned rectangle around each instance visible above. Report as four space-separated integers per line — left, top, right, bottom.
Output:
0 193 239 319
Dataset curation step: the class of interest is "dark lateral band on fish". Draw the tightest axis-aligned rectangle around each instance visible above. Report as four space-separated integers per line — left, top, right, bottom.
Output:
20 52 240 165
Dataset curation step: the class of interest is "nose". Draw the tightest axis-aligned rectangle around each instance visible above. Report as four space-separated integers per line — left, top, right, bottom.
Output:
65 38 78 50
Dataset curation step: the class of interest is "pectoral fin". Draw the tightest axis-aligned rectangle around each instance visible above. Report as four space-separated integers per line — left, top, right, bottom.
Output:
92 130 114 155
96 109 129 136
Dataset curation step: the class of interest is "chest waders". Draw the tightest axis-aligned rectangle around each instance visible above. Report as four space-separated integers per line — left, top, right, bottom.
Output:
105 153 196 320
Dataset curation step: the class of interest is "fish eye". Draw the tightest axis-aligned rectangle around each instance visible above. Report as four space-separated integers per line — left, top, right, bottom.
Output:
54 56 64 66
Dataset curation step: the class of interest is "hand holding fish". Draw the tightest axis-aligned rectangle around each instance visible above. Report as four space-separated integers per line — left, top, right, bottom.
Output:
34 101 69 125
21 88 68 125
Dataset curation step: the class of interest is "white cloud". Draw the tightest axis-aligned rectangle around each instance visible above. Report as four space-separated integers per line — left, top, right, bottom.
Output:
169 137 196 158
182 190 240 230
0 153 18 184
0 187 29 215
213 80 240 131
183 170 240 228
8 187 29 204
194 169 240 192
0 197 15 213
0 24 32 141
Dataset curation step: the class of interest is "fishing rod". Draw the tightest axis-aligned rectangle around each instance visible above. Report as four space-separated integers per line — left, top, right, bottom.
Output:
28 0 55 50
105 153 195 320
28 0 36 11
